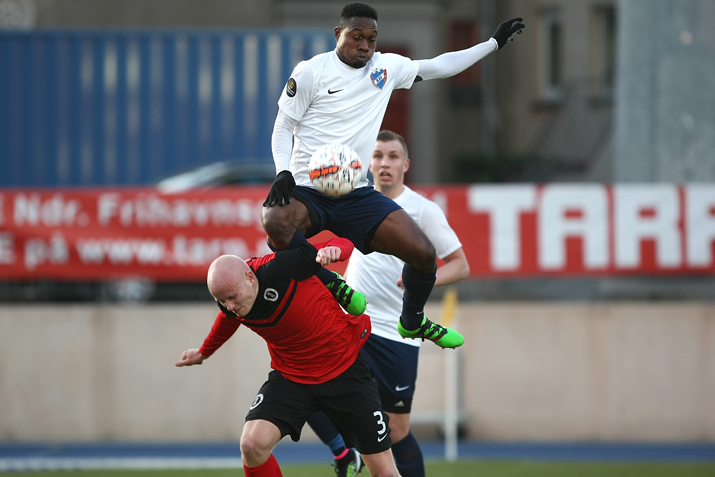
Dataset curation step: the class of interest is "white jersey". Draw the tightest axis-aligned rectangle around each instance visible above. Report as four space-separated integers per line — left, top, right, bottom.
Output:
345 187 462 345
277 50 419 188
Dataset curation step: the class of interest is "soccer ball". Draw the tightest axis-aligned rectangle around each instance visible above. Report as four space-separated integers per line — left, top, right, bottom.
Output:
308 143 362 197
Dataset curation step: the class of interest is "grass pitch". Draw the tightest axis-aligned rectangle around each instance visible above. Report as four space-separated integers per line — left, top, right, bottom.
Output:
3 460 715 476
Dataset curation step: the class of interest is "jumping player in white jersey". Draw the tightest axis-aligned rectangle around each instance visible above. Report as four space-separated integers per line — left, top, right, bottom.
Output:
308 130 470 476
262 2 523 353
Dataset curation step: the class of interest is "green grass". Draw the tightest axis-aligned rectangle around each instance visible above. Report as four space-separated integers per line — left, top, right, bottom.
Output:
4 461 715 477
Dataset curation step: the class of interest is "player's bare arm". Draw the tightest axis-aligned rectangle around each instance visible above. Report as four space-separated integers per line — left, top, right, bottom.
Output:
395 248 469 288
433 248 470 287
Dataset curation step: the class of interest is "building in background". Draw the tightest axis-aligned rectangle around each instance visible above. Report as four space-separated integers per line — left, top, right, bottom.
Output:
614 0 715 182
3 0 713 185
0 0 612 187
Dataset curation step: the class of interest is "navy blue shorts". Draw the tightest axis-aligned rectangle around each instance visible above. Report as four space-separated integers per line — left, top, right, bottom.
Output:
291 186 402 254
360 334 420 414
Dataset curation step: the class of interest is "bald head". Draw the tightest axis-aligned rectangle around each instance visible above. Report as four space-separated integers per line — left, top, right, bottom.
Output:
207 255 258 317
208 255 246 295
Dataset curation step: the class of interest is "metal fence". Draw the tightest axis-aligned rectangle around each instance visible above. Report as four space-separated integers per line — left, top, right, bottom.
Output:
0 28 334 187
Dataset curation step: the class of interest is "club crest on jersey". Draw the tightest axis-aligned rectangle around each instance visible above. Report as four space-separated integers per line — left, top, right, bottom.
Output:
370 68 387 89
264 288 279 302
285 77 297 97
250 394 264 410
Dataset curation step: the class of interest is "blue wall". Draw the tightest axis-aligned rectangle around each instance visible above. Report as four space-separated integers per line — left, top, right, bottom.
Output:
0 29 334 186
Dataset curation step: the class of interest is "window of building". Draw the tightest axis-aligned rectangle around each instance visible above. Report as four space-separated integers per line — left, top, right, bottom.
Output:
448 20 481 106
590 5 617 99
539 9 563 102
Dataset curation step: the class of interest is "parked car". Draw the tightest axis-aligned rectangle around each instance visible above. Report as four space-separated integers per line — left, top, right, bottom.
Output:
156 161 276 193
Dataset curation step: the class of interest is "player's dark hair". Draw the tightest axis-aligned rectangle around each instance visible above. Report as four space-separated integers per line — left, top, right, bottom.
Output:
339 3 378 29
377 130 408 158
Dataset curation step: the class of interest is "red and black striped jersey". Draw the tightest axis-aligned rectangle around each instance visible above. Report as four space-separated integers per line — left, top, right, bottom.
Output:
199 238 371 384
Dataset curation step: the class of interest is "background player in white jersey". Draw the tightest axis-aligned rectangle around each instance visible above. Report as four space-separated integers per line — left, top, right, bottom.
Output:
262 2 523 350
308 130 470 476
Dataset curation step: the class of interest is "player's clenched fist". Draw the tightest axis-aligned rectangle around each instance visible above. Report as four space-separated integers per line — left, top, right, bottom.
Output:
175 348 207 367
316 246 342 266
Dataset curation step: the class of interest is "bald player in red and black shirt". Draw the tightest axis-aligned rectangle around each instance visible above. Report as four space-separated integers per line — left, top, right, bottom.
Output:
176 235 400 477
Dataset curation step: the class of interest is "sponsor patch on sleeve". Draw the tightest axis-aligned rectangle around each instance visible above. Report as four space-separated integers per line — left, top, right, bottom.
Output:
286 77 297 97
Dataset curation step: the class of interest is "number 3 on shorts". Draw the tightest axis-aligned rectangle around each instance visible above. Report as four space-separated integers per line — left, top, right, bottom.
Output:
374 410 388 442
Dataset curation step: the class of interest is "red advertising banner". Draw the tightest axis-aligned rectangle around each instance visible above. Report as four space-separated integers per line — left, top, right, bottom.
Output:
1 184 714 281
414 183 715 276
0 187 271 281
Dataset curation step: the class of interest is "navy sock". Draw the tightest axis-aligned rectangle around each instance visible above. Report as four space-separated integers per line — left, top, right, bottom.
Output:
392 431 425 477
400 264 436 330
307 412 346 457
267 230 306 251
317 268 337 285
285 230 307 249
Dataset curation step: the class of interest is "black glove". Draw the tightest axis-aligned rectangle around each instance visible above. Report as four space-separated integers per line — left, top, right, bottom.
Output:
492 17 525 50
263 170 296 207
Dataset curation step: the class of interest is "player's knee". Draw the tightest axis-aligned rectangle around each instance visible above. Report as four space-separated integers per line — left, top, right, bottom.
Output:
240 433 271 463
389 424 410 443
261 204 288 233
261 205 294 249
409 240 437 274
